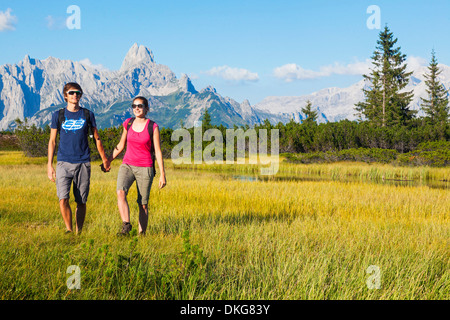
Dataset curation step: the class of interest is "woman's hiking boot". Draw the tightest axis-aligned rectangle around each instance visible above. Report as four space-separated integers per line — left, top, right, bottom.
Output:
117 221 132 236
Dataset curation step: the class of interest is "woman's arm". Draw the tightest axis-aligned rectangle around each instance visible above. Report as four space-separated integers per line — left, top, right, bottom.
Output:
108 128 128 163
153 126 166 189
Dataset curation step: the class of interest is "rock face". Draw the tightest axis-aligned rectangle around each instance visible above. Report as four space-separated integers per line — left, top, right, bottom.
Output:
1 44 449 130
0 43 257 129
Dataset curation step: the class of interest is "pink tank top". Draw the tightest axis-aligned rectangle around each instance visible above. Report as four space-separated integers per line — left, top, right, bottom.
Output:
122 118 158 167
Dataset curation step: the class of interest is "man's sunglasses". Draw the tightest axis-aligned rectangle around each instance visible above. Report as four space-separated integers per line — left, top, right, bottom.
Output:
67 91 82 96
132 104 145 109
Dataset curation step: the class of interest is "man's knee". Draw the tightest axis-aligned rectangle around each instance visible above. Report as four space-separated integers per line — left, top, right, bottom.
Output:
60 198 70 206
117 190 127 200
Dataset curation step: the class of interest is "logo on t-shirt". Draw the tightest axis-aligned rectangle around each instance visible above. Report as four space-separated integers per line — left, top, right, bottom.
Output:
62 118 85 132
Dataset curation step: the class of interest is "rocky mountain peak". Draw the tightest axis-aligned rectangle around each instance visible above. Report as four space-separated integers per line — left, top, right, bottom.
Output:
178 74 198 94
200 85 217 94
120 43 155 71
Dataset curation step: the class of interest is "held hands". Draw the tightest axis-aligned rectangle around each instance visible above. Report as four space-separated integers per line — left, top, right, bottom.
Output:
100 159 111 173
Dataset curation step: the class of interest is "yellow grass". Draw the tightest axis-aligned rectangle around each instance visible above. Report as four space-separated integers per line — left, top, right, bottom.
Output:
0 151 448 299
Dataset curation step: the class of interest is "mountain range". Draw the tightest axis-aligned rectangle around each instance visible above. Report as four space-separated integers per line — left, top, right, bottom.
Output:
0 43 449 130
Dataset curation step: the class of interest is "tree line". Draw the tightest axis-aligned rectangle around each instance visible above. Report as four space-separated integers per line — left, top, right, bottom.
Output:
5 25 449 167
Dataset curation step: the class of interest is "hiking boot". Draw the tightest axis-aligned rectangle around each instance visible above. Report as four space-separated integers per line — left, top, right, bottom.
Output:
117 221 132 236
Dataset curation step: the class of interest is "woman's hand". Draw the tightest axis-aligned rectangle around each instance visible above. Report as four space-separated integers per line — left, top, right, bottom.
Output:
159 174 166 189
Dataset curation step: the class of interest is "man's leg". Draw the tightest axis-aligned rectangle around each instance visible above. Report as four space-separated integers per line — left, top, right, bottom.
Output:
56 162 74 233
59 198 73 232
75 203 86 235
73 162 90 235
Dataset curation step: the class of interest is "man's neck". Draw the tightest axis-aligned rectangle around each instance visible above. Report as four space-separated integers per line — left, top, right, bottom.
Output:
66 103 80 112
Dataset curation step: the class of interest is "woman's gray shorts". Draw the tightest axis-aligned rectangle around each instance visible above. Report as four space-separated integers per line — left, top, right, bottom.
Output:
56 161 91 204
117 163 155 205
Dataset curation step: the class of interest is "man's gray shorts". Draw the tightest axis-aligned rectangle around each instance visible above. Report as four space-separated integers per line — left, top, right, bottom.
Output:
117 164 154 205
56 161 91 204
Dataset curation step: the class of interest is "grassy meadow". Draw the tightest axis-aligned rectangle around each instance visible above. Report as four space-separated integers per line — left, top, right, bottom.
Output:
0 151 448 300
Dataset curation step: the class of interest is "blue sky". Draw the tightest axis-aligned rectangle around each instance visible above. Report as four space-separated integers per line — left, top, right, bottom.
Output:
1 0 450 104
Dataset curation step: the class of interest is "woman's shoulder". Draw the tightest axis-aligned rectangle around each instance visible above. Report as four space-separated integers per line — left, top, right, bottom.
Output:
149 120 159 131
123 117 135 127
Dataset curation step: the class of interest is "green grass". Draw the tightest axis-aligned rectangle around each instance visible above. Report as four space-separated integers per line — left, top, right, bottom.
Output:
0 152 448 299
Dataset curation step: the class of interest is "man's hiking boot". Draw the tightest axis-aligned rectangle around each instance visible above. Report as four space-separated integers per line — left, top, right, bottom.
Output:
117 221 132 236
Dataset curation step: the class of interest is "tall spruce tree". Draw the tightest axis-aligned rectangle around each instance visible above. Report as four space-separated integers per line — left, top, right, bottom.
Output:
420 49 449 127
355 25 415 127
201 107 212 130
301 100 318 125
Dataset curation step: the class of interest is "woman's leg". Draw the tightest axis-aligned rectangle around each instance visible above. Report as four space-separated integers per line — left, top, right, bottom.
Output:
135 167 154 235
117 190 130 223
138 204 148 234
117 164 135 223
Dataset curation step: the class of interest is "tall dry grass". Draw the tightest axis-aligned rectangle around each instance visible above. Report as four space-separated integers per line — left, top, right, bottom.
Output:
0 151 448 299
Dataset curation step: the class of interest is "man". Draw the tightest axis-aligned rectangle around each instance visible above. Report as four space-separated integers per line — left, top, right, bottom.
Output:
47 82 110 235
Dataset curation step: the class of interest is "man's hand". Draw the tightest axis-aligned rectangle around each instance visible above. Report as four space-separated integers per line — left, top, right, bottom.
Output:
47 165 56 182
100 159 111 172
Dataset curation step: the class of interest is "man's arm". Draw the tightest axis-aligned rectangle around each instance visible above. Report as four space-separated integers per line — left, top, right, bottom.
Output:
47 128 58 182
92 127 110 172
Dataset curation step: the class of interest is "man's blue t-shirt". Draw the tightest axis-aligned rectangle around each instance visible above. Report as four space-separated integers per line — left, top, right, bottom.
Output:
51 107 97 163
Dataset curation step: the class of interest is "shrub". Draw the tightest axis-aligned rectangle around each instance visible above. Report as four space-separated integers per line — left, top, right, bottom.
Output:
0 132 21 151
396 141 450 167
285 148 398 164
14 119 51 157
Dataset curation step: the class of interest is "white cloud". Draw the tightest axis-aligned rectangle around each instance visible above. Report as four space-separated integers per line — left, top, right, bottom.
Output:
45 15 66 30
0 8 18 31
273 63 321 81
204 65 259 82
187 73 199 80
79 58 108 71
274 59 372 82
406 56 428 73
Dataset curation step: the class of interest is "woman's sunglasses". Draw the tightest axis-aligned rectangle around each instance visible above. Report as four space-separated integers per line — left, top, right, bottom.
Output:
132 104 145 109
67 91 82 96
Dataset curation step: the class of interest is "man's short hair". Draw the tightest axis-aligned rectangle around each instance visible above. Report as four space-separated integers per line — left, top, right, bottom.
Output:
63 82 83 101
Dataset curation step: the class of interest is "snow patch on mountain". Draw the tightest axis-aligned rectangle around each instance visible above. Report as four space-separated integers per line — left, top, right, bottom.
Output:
252 63 450 124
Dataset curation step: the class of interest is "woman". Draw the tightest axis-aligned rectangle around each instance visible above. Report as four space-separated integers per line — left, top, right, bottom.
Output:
108 96 166 235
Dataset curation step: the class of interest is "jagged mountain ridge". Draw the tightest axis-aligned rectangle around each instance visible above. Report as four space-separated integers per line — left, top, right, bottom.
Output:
0 43 449 130
0 43 261 130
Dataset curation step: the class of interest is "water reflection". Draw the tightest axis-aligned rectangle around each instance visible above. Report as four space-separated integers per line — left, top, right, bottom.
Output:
230 174 450 190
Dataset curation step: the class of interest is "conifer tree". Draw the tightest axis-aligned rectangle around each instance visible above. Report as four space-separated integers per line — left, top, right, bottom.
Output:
355 25 415 127
201 107 212 130
301 100 318 125
420 49 449 127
